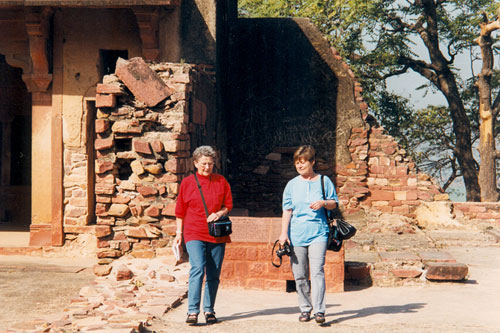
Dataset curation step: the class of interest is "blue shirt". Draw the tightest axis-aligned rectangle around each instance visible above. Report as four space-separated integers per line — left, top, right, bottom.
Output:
282 175 338 246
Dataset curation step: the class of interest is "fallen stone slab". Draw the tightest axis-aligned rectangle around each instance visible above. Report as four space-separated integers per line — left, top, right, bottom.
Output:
418 251 456 263
391 268 422 279
115 57 173 107
425 262 468 281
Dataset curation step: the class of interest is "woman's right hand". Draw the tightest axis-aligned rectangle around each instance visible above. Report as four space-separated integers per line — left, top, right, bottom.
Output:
174 233 182 246
278 233 289 246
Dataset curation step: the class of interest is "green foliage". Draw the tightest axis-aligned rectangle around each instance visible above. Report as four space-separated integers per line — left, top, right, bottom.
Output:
239 0 500 193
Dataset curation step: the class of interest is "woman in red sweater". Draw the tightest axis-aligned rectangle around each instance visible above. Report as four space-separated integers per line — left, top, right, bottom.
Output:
174 146 233 325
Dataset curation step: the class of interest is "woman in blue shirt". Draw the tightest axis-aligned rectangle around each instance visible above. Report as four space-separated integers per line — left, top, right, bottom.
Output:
279 145 338 324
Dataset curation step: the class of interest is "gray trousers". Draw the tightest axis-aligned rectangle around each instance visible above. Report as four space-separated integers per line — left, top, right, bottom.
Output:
290 241 327 314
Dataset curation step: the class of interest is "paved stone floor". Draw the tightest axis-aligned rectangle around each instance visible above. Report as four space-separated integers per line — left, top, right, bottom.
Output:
1 213 499 332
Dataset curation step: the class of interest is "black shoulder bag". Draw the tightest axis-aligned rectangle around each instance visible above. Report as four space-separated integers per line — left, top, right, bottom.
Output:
321 175 356 251
194 173 232 237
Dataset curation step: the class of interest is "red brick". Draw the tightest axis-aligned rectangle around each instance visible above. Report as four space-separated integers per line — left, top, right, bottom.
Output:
96 83 124 94
97 216 115 225
418 191 433 201
161 203 176 217
263 279 286 291
95 203 109 216
95 225 112 238
95 137 114 150
426 262 468 281
156 174 179 183
133 140 152 154
96 93 116 108
95 160 114 174
95 184 115 195
97 239 110 248
112 194 131 204
164 159 179 173
369 190 395 201
137 185 158 196
151 140 164 153
116 265 133 280
66 207 87 218
115 57 173 107
95 194 111 203
95 119 110 133
97 249 122 258
391 269 422 278
145 205 160 217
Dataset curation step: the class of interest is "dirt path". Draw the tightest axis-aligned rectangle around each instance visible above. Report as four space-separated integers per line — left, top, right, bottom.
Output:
0 256 95 330
147 245 500 332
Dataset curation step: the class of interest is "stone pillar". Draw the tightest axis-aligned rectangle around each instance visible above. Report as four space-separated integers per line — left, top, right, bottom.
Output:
29 92 53 246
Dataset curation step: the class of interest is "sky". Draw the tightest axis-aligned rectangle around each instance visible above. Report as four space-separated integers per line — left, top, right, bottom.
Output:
385 48 486 202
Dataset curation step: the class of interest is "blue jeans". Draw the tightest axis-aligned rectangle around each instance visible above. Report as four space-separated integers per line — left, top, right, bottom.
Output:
185 240 226 314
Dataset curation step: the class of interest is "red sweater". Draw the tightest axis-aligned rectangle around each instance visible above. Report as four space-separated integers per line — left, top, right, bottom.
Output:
175 173 233 243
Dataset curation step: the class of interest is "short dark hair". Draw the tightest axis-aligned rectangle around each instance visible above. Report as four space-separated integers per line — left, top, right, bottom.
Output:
293 145 315 163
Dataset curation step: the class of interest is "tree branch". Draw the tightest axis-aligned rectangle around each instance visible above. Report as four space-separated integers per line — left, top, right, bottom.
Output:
398 56 440 87
441 156 457 191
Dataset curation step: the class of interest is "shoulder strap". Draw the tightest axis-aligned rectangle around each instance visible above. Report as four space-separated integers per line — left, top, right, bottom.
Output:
194 173 209 218
320 175 331 221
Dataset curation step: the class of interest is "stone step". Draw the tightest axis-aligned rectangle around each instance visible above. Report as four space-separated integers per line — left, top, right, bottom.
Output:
345 250 469 287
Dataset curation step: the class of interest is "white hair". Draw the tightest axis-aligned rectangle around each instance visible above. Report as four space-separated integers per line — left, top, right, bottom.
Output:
193 146 217 161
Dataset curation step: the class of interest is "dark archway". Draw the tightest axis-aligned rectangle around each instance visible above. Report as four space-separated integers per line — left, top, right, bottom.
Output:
0 54 32 231
223 19 340 216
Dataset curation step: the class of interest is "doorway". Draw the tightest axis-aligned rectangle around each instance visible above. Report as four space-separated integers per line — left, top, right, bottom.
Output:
0 54 32 236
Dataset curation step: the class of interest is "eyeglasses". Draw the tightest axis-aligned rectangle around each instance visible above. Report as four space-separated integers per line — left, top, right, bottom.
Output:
198 162 214 167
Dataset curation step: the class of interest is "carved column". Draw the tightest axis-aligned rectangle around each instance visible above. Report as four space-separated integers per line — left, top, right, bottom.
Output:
133 7 160 61
22 7 53 95
22 7 60 246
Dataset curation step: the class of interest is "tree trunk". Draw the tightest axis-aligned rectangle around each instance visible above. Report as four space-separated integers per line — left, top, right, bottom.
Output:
438 73 481 201
416 0 481 201
477 18 500 201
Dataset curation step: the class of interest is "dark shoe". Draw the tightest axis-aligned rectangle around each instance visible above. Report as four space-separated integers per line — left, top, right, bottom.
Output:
298 312 311 322
314 312 325 324
186 313 198 325
204 312 218 324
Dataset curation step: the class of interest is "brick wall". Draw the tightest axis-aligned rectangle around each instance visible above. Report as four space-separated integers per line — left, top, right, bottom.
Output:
453 202 500 228
220 217 344 292
63 58 216 264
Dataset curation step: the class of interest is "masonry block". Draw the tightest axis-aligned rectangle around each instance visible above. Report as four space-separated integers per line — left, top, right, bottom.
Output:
115 57 173 107
95 119 110 133
95 137 114 150
133 140 152 155
96 93 116 108
426 262 468 281
96 83 124 94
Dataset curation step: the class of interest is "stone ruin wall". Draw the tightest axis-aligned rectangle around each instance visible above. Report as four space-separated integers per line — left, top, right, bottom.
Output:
233 48 448 220
62 58 215 264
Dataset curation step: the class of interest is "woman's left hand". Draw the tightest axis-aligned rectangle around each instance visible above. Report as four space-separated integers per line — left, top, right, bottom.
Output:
310 200 325 211
207 212 220 223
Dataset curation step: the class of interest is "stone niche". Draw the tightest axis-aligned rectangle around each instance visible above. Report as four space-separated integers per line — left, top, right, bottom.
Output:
90 57 213 264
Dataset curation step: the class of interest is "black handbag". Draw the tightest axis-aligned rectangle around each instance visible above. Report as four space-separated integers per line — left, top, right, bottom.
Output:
320 175 356 251
194 173 232 237
335 218 356 240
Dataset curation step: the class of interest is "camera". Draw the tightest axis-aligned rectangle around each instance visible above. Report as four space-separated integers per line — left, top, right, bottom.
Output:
276 241 291 258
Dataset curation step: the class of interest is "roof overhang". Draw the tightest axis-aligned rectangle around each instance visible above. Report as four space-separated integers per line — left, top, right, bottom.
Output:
0 0 180 7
